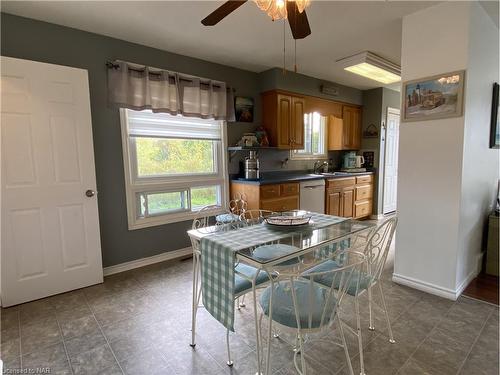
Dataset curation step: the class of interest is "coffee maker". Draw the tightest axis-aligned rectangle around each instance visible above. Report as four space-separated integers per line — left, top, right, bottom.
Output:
342 151 357 169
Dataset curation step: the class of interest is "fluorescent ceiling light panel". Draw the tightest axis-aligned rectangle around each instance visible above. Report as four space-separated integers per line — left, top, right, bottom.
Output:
337 52 401 84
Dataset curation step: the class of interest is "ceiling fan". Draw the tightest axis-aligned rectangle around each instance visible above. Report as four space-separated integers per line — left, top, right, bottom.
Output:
201 0 312 40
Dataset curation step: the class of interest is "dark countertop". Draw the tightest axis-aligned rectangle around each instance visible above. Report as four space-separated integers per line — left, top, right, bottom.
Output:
231 170 374 185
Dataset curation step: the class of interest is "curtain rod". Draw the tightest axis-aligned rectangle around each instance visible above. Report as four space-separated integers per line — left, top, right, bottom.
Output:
106 60 235 92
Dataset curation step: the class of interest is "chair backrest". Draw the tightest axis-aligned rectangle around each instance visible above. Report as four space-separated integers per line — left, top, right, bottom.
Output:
239 209 275 225
290 250 365 331
229 195 248 216
191 205 221 230
363 216 398 282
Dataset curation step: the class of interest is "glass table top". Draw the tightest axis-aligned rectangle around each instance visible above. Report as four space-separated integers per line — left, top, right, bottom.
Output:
236 219 375 266
188 214 376 267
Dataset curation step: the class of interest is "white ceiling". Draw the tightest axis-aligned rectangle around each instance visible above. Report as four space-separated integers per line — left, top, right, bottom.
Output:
1 1 440 90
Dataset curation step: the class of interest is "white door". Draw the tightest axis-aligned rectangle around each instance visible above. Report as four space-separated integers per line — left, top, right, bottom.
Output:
383 107 400 214
1 56 103 307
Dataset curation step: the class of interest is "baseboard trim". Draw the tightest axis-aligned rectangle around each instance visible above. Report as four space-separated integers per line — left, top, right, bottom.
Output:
393 255 482 301
369 214 386 220
455 252 484 298
392 273 458 300
103 247 192 276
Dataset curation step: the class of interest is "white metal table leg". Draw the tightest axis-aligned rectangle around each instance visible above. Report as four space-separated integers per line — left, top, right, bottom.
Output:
338 316 354 375
264 278 274 375
378 282 396 343
367 284 375 331
354 295 366 375
190 252 199 347
226 328 234 366
252 277 263 375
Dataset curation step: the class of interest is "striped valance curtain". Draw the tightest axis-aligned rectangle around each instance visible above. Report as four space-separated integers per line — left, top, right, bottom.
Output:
107 61 235 121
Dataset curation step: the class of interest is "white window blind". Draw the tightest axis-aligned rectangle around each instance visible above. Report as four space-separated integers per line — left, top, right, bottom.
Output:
121 108 228 229
127 110 221 140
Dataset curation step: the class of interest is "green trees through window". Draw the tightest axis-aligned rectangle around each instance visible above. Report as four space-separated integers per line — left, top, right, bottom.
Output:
135 138 215 177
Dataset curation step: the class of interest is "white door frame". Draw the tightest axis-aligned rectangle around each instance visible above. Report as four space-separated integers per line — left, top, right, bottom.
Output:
382 107 400 214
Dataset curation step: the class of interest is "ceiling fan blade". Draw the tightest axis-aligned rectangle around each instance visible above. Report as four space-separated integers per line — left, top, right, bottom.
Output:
286 1 311 39
201 0 247 26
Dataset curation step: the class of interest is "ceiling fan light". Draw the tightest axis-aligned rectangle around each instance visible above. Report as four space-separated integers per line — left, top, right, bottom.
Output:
254 0 311 20
294 0 311 13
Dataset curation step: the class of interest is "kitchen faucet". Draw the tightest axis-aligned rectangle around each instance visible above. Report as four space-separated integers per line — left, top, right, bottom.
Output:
313 160 329 174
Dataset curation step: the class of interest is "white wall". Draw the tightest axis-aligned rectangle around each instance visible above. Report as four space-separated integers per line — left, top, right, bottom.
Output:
457 2 499 288
394 1 499 298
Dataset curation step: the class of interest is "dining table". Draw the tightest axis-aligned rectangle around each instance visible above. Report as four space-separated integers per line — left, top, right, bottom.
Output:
187 211 375 375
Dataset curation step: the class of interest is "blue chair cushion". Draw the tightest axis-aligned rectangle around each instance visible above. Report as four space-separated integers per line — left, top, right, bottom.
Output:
252 244 301 266
259 279 336 329
234 263 273 295
303 260 372 296
216 213 240 223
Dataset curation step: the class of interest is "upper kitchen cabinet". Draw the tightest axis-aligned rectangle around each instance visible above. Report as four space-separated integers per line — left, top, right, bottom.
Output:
328 105 362 150
262 90 305 149
305 96 342 118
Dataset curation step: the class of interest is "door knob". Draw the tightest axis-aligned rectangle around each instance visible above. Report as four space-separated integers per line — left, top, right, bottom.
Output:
85 190 95 197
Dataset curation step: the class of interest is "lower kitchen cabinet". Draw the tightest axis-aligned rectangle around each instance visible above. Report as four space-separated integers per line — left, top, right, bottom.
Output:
230 182 300 212
326 175 373 219
326 190 341 216
326 177 355 218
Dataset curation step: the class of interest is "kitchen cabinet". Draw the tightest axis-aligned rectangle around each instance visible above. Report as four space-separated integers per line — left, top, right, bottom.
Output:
326 190 341 216
325 175 373 219
262 90 305 149
230 182 300 212
327 105 362 151
325 177 355 218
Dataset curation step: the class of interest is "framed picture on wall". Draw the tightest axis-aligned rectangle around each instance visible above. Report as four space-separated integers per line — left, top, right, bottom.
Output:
234 96 254 122
402 70 465 122
490 82 499 149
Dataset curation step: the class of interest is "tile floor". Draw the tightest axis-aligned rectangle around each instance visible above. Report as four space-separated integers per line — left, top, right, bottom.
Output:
1 254 498 375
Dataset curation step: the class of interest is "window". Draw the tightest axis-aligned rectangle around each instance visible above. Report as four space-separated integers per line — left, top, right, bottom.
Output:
290 112 328 160
121 109 228 229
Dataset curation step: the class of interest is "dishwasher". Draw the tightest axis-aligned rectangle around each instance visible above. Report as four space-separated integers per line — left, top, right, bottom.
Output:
299 180 325 214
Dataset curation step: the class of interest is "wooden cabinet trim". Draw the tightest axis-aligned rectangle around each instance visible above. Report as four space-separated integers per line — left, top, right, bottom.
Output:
326 177 356 188
356 175 373 184
260 184 281 199
355 185 373 201
280 183 299 196
260 196 299 212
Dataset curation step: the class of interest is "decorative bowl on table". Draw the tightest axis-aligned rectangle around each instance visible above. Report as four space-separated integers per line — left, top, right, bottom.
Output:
264 210 312 227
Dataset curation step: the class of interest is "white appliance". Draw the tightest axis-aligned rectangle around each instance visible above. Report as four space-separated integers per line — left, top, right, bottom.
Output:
300 180 325 214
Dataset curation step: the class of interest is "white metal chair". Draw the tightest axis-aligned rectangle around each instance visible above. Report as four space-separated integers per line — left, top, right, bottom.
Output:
239 209 304 271
258 250 366 375
189 205 273 368
305 217 398 375
215 194 247 225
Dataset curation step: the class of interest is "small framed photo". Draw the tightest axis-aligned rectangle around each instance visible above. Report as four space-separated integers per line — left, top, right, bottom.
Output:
402 70 465 122
490 82 499 149
234 96 254 123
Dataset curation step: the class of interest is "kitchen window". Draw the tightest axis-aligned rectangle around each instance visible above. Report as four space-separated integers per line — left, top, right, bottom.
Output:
290 112 328 160
120 109 228 229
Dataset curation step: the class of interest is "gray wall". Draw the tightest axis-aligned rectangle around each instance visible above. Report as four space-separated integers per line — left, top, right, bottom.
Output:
360 87 400 216
1 13 262 267
1 13 362 267
259 68 363 105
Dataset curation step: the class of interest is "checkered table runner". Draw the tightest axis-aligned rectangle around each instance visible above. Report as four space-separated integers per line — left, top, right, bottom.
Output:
200 213 348 331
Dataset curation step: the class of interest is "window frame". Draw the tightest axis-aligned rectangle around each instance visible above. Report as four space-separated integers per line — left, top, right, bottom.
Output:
290 112 328 160
120 108 228 230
